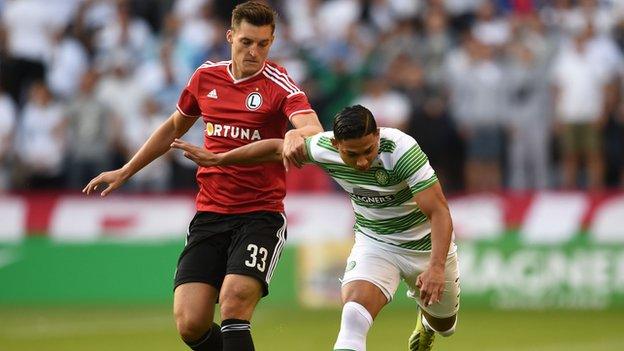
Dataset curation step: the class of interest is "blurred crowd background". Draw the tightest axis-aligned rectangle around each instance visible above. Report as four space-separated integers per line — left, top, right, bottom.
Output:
1 0 624 195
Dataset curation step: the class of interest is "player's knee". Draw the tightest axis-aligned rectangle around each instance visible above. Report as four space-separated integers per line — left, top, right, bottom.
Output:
219 299 254 320
219 286 260 319
175 314 208 342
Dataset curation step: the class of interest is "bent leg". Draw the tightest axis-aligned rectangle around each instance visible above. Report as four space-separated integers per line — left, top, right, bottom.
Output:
219 274 264 351
407 251 461 350
174 282 221 350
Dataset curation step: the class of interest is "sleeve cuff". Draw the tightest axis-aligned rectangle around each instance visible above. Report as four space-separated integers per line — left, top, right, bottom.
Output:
176 105 200 118
288 109 315 121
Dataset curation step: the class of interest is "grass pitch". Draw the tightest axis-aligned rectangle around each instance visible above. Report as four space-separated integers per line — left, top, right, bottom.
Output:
0 305 622 351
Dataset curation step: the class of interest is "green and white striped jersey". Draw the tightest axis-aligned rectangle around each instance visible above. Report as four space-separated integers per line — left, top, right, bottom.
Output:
304 128 439 251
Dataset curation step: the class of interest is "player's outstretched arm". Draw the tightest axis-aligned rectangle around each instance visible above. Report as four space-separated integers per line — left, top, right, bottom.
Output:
412 182 453 306
170 138 286 167
83 111 197 196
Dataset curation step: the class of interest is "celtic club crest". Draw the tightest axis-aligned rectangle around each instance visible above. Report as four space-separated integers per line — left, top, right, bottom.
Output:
375 169 389 185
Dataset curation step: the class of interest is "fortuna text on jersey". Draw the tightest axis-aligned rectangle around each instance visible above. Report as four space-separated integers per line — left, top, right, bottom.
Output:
205 122 262 141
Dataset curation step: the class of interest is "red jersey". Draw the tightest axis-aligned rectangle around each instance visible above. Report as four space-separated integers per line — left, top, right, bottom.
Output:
176 60 314 214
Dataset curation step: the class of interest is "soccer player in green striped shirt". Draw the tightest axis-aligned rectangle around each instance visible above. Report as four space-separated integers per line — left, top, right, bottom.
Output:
171 105 460 351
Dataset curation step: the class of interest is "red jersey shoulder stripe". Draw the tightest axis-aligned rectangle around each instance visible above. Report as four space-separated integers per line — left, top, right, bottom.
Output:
287 91 305 98
213 60 231 66
264 64 300 92
198 60 229 69
262 71 297 94
265 62 296 83
186 60 229 86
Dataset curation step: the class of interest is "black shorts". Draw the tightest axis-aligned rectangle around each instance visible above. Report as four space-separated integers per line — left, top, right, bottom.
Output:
174 211 287 297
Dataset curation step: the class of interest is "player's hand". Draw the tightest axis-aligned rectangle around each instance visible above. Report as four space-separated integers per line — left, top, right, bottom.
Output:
82 168 129 197
416 266 445 307
282 130 306 171
170 138 221 167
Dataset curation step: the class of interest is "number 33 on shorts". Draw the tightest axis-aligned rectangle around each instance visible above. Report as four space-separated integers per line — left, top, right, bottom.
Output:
245 244 268 272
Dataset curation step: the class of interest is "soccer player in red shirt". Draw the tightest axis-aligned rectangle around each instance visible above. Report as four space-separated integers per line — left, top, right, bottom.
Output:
83 2 323 350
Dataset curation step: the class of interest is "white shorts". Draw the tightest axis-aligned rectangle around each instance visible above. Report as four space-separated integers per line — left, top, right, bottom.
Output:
341 236 460 318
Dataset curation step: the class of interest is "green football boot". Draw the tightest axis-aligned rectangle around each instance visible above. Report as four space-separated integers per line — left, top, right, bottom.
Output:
408 310 435 351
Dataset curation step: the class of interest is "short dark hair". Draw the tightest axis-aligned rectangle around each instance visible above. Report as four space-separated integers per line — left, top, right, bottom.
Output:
231 1 277 34
333 105 378 141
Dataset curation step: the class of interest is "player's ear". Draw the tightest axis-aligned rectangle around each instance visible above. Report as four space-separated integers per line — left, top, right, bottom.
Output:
331 138 339 148
226 29 233 44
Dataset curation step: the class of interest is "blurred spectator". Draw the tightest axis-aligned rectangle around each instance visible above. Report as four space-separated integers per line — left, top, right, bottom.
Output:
541 0 577 35
64 69 119 190
573 0 616 35
316 0 361 41
134 38 192 96
314 21 374 73
80 0 116 31
512 12 557 64
95 50 148 157
0 87 16 191
47 25 89 100
364 0 420 33
175 1 223 68
376 19 422 75
442 0 481 33
130 0 169 33
1 0 59 104
421 8 454 89
551 23 609 189
448 37 507 191
283 0 318 45
95 0 154 67
408 93 464 193
0 23 11 99
1 0 624 194
505 42 552 190
353 77 412 131
126 97 171 192
473 0 511 47
388 56 428 111
173 0 211 21
303 23 374 128
618 105 624 187
13 81 66 189
606 99 624 188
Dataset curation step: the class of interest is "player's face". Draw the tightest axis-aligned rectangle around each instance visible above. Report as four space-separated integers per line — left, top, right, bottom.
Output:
333 131 380 172
227 21 274 78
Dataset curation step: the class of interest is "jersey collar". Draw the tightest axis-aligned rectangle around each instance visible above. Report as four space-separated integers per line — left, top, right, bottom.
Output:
227 61 266 84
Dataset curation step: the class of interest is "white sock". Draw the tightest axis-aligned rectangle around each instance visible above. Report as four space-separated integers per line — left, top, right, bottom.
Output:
421 314 434 332
422 314 457 337
333 301 373 351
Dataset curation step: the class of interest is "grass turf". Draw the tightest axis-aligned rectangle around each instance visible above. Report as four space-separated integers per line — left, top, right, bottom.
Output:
1 305 622 351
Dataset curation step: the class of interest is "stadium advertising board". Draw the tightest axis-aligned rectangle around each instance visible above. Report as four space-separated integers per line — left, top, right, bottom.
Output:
1 192 623 309
459 238 624 309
